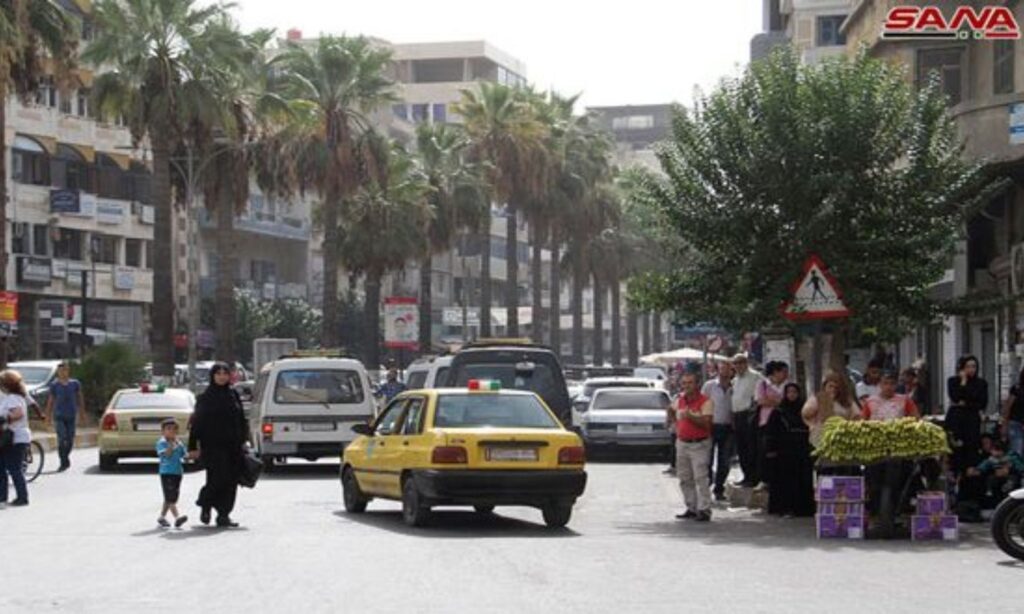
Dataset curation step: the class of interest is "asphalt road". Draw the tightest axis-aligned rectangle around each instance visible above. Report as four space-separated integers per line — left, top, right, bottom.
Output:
3 448 1021 614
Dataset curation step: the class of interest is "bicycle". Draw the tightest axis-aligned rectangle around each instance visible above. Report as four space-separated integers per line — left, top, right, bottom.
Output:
23 439 45 483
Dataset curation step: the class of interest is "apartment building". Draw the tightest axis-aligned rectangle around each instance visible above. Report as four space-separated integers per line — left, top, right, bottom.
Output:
751 0 857 63
4 1 154 359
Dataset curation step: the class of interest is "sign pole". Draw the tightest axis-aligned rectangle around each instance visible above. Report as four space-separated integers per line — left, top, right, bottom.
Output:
811 320 823 392
80 269 88 357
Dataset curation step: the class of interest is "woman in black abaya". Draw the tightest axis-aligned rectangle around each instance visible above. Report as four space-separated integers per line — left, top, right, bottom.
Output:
189 363 249 527
765 383 815 517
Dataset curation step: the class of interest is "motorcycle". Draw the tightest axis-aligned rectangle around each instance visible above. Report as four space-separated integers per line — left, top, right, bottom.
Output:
992 487 1024 561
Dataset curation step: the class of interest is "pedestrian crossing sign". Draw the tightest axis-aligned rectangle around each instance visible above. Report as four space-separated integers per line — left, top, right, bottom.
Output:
781 254 850 321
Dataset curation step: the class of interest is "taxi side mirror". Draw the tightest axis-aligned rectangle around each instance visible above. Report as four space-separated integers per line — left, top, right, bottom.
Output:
351 423 373 436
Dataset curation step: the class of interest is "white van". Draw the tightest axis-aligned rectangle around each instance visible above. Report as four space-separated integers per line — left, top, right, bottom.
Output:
403 355 453 390
250 357 377 468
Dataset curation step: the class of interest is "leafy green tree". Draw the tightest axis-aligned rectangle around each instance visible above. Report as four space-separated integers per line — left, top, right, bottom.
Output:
631 49 995 367
72 342 146 416
267 298 324 351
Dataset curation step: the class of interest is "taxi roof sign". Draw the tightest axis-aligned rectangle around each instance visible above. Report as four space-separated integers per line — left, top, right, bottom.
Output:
467 379 501 391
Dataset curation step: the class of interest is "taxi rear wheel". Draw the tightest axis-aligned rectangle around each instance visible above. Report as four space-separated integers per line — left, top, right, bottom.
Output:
402 478 432 527
542 502 573 528
98 452 118 471
342 467 369 513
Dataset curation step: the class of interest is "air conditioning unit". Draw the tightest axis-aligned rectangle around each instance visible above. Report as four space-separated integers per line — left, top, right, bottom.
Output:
1012 243 1024 295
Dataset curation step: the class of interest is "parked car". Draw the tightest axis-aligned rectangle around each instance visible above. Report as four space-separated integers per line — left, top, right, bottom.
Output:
403 355 453 390
249 357 378 468
579 388 674 455
571 377 658 427
97 386 196 470
8 360 64 408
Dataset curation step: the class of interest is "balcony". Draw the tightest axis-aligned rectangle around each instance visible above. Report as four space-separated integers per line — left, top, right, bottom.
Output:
199 208 310 241
200 278 308 301
10 255 153 303
951 92 1024 165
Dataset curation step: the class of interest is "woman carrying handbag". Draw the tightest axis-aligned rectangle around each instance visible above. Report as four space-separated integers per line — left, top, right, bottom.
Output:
0 370 32 507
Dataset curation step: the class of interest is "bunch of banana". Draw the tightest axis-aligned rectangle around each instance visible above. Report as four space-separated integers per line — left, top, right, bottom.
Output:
814 417 950 463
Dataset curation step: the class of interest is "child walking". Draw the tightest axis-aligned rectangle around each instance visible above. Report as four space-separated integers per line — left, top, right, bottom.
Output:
157 418 188 528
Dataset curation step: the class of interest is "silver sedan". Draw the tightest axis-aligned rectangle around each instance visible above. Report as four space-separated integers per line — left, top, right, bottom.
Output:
580 388 674 451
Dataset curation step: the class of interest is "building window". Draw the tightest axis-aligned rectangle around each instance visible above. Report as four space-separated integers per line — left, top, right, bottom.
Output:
77 88 90 117
497 66 508 85
52 146 95 193
612 115 655 130
125 239 142 268
251 260 277 284
59 91 72 114
34 77 56 108
411 103 429 123
392 104 408 120
432 103 447 123
33 225 49 256
92 234 119 265
11 224 29 255
12 137 50 186
816 15 847 47
145 241 154 269
54 228 84 261
994 40 1015 95
917 48 964 106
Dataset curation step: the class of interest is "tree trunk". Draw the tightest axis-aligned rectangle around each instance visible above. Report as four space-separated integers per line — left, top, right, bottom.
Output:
364 270 382 369
479 220 492 337
571 252 584 364
321 190 341 348
0 87 8 367
653 312 663 352
505 204 519 336
531 227 543 344
592 274 604 365
150 131 175 377
627 304 639 366
641 312 651 356
214 187 237 364
549 242 561 358
610 278 622 366
418 254 432 352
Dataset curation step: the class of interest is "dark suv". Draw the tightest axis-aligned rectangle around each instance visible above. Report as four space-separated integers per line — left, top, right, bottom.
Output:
441 340 572 426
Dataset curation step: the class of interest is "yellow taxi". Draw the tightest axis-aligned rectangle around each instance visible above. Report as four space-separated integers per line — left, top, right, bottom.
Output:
97 385 196 471
341 380 587 528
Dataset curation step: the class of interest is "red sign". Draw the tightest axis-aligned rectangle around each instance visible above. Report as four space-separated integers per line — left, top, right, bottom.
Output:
384 297 419 350
780 255 851 322
0 292 18 324
883 6 1020 40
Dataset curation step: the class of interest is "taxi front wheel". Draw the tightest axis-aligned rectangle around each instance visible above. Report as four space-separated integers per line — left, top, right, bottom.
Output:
542 502 573 528
402 478 432 527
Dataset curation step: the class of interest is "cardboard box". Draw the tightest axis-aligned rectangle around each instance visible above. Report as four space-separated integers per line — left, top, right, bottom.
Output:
911 514 959 541
816 513 865 539
914 492 947 516
816 476 865 502
817 502 865 517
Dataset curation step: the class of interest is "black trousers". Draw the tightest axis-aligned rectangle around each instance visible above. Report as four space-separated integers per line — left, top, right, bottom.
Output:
733 411 757 484
946 407 982 476
197 448 240 519
708 424 735 494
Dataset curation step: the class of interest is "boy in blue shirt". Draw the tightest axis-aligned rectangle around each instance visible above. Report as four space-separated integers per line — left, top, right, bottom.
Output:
156 419 188 528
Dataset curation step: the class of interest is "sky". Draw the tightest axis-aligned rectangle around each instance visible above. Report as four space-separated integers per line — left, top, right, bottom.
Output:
228 0 763 108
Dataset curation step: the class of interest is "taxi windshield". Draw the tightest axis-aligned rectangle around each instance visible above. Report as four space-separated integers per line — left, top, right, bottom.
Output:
592 390 668 411
114 392 193 410
434 394 560 429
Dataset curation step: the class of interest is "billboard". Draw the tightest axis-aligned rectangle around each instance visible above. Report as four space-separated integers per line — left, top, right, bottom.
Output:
384 297 418 350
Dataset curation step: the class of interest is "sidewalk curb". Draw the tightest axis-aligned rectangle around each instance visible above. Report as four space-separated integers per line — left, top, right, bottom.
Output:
33 429 98 452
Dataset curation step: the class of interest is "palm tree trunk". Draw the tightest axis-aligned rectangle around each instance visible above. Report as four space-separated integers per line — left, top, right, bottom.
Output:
652 312 663 352
627 304 639 366
530 228 543 344
592 274 604 365
571 251 584 364
364 269 382 369
215 189 237 364
641 312 651 356
150 131 175 377
321 195 341 348
418 254 432 352
549 241 561 358
479 219 492 337
0 88 8 367
505 204 519 336
610 278 621 366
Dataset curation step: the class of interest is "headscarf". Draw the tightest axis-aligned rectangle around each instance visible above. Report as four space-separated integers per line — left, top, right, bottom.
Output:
779 383 804 415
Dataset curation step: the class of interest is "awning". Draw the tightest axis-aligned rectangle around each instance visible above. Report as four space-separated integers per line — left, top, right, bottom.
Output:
99 151 132 171
63 143 95 163
24 134 57 155
75 68 94 88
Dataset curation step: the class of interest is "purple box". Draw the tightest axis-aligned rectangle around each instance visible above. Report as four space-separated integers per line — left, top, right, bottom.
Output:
915 492 947 515
816 476 865 502
817 502 865 517
816 514 865 539
911 515 958 541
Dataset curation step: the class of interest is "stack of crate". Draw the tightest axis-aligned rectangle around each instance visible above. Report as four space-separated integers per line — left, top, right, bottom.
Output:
911 492 959 541
815 476 865 539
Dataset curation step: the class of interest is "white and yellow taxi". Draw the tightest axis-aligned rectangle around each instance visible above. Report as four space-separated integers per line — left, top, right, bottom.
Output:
97 385 195 470
341 380 587 528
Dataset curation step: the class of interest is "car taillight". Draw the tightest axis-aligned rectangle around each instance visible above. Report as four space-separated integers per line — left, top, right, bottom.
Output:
431 446 468 464
558 446 585 465
101 413 118 431
261 422 273 440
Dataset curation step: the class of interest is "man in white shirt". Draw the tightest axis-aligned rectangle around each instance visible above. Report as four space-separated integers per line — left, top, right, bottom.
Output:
702 361 735 500
730 353 763 487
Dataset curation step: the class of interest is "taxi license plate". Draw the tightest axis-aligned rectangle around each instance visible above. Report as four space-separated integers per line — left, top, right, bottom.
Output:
302 422 336 432
486 447 538 462
617 424 652 434
134 422 163 432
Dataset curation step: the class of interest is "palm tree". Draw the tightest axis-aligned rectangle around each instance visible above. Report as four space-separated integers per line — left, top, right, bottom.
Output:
414 123 487 351
271 36 395 348
86 0 233 377
0 0 76 365
456 82 548 337
339 132 430 369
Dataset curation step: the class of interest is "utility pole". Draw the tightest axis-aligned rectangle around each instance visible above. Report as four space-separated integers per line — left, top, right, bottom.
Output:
185 147 200 393
80 269 88 358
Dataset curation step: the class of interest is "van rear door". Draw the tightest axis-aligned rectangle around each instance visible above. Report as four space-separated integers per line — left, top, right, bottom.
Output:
264 367 374 447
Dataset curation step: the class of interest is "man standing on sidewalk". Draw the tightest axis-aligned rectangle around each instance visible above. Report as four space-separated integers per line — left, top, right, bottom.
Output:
730 353 762 487
45 363 84 471
703 361 735 501
675 371 714 521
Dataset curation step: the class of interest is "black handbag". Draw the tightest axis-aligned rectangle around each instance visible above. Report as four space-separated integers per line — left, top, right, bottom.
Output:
238 448 263 489
0 416 12 449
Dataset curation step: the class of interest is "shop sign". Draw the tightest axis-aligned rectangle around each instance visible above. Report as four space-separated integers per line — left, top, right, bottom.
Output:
96 200 127 225
38 299 69 344
384 297 418 350
51 259 68 279
17 256 52 285
140 205 155 225
114 267 135 291
1011 103 1024 146
0 292 18 324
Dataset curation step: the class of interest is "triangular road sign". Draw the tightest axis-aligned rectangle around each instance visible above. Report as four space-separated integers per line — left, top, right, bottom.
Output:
781 254 851 321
